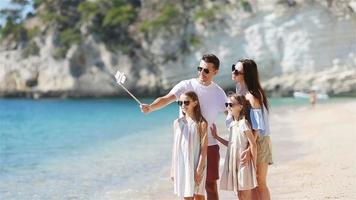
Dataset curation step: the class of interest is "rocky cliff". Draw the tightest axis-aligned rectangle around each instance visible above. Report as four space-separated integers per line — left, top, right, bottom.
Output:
0 0 355 98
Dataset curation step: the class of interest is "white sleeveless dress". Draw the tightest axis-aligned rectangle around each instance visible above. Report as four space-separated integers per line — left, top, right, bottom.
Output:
220 119 258 194
171 117 206 198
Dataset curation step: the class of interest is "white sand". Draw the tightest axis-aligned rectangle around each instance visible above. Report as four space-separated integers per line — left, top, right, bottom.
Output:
267 100 356 199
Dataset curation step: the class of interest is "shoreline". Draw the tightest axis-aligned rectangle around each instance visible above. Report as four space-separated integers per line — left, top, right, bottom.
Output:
3 98 353 199
0 89 355 100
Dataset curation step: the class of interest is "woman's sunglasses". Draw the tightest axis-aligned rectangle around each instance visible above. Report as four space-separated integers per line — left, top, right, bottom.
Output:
197 67 210 74
225 102 239 108
231 64 243 76
177 100 190 106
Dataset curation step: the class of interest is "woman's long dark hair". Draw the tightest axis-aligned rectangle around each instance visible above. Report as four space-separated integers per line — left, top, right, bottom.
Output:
238 58 269 111
183 91 207 143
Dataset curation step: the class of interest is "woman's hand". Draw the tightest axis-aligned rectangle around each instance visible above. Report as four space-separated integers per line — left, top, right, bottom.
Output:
240 148 252 166
195 170 202 185
210 123 218 139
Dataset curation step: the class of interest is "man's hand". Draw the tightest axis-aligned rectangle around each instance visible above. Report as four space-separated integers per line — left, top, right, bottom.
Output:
140 104 151 113
240 148 252 166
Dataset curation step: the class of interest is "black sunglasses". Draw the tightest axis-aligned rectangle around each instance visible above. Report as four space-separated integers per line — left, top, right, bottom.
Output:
197 67 210 74
231 64 243 76
177 100 190 106
225 102 239 108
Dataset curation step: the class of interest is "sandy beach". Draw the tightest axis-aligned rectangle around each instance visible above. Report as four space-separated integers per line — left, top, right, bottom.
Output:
219 99 356 200
267 99 356 200
117 99 356 200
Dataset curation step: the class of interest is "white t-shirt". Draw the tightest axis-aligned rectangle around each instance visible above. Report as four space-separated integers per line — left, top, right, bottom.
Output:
169 78 227 146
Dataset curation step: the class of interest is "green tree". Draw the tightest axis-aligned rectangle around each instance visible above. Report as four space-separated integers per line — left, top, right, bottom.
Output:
77 1 100 21
102 4 135 27
0 0 30 40
139 4 180 33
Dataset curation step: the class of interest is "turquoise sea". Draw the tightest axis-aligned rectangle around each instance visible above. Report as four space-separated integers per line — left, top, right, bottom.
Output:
0 97 341 199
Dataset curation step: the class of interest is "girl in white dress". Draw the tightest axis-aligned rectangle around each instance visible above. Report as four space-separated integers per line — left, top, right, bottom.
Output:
211 93 258 200
171 91 208 200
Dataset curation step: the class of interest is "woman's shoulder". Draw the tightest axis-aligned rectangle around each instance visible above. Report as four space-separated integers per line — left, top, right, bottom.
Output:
246 93 261 109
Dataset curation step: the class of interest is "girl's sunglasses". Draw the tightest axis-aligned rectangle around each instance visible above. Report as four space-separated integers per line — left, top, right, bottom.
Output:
231 64 243 76
197 67 210 74
225 102 239 108
177 100 190 106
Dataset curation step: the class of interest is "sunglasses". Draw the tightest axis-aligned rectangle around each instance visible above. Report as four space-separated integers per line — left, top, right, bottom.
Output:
225 102 239 108
197 67 210 74
177 100 190 106
231 64 243 76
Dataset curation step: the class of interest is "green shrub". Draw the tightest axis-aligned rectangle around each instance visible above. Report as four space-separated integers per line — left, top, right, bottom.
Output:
193 7 217 22
27 26 40 39
40 10 69 24
53 47 67 60
139 4 179 33
33 0 43 8
103 4 136 27
187 35 200 48
77 1 100 21
0 20 26 41
59 28 82 48
22 41 40 58
240 0 253 12
51 28 82 59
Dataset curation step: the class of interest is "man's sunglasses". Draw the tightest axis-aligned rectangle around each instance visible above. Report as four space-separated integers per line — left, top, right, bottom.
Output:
231 64 243 76
177 100 190 106
225 102 239 108
197 67 210 74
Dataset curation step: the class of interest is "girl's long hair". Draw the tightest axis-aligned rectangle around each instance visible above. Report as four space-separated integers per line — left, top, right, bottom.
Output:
238 58 269 111
183 91 207 143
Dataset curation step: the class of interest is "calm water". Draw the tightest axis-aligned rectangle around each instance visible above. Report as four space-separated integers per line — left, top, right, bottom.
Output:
0 97 328 199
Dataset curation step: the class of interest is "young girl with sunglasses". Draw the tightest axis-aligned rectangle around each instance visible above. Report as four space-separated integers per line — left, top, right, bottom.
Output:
171 91 208 200
211 93 258 200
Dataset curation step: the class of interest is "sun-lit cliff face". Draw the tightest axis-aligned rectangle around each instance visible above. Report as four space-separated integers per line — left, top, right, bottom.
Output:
0 0 355 98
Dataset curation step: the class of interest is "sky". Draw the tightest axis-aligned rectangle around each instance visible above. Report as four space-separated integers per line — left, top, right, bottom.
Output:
0 0 13 8
0 0 34 25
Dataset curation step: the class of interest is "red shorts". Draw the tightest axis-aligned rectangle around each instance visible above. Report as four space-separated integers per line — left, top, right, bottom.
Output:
206 145 220 181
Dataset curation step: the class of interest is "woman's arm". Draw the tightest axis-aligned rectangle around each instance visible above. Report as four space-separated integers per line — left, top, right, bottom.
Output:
210 123 229 146
245 130 257 167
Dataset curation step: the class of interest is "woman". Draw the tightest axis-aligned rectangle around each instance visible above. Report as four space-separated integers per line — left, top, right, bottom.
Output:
231 59 273 200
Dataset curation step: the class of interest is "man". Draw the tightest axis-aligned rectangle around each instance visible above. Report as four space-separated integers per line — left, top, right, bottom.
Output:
140 54 227 200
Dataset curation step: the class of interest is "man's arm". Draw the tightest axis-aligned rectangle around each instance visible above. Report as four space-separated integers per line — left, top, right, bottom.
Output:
140 93 176 113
